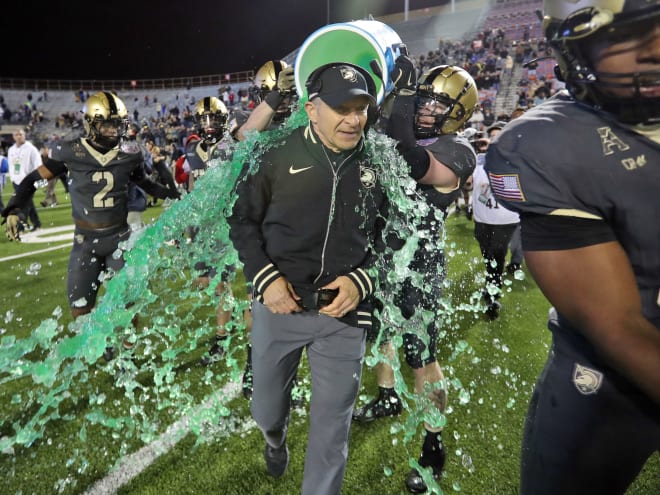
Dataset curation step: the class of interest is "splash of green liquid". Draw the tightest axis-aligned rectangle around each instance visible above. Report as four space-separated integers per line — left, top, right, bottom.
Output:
0 106 487 494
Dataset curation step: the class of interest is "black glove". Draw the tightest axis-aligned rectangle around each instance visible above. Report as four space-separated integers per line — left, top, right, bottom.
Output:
167 188 181 200
4 213 22 241
390 55 417 96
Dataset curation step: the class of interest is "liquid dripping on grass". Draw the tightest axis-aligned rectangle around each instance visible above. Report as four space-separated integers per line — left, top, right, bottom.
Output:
0 107 518 494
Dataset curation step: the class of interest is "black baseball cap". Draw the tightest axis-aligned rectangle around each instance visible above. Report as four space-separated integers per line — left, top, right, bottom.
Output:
308 64 375 108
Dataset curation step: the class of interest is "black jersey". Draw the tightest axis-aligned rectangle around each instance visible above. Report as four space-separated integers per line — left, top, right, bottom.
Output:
184 137 232 180
47 139 147 227
486 91 660 326
417 133 476 213
409 133 476 256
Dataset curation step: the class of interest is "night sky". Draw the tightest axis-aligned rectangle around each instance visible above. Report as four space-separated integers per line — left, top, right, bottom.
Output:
6 1 445 80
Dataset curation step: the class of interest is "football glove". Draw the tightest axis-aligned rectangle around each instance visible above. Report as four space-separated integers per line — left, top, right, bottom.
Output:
5 213 21 241
277 66 296 94
390 55 417 96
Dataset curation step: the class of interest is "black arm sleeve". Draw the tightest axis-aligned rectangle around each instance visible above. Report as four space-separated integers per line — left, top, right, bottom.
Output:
386 94 430 180
131 163 179 199
135 176 180 199
2 169 40 216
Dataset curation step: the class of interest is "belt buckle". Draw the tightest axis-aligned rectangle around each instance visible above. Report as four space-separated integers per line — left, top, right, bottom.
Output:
317 289 338 308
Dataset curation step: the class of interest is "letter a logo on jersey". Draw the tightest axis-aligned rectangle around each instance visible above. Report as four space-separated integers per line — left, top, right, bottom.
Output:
572 363 603 395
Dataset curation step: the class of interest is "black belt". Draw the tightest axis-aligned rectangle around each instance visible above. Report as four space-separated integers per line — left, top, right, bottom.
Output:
296 288 339 311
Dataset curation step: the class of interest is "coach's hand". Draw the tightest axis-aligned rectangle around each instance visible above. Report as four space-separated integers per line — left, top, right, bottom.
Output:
319 276 359 319
262 276 302 314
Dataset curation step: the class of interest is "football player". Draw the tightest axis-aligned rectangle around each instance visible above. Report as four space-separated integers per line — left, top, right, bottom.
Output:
486 1 660 494
1 91 179 321
181 96 236 365
353 61 479 493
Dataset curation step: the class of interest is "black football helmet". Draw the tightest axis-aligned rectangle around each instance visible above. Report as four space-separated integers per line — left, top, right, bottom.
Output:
414 65 479 137
82 91 129 148
544 0 660 124
193 96 228 144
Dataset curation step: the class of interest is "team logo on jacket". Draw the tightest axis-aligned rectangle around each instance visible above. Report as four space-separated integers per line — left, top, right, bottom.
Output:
572 363 603 395
360 166 376 188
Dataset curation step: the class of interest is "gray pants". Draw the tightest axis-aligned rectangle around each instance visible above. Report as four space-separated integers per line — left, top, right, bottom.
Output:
250 301 366 495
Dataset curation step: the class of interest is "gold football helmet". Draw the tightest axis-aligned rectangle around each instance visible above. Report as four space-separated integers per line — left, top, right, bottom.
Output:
82 91 129 148
194 96 228 144
253 59 297 122
254 60 289 99
543 0 660 124
415 65 479 137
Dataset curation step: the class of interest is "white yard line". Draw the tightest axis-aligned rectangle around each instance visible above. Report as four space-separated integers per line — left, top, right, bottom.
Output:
84 381 242 495
0 243 71 262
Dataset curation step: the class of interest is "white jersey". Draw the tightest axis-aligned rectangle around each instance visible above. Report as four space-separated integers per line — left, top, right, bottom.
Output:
471 153 519 225
8 140 42 185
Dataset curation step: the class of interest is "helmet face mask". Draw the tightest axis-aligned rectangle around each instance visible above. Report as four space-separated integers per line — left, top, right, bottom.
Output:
194 97 228 144
544 0 660 124
83 92 129 148
414 65 479 137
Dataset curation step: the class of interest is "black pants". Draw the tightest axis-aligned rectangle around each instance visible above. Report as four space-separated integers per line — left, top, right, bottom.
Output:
521 329 660 495
473 222 517 303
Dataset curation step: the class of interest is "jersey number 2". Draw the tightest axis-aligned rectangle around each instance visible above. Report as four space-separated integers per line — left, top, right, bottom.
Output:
92 171 114 208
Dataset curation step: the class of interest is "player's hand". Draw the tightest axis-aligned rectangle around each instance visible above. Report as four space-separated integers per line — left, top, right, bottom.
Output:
390 55 417 96
166 188 181 200
5 213 21 241
277 66 296 94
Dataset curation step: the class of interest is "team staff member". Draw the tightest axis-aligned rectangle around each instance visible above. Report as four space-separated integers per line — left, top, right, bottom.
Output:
7 128 43 234
2 91 179 320
353 60 479 493
486 1 660 494
228 63 387 495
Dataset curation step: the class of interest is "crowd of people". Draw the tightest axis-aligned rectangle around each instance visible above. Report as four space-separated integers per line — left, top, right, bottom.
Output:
1 0 659 494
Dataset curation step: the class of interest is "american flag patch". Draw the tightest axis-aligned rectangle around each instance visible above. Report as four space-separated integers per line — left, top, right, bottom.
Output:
488 173 525 201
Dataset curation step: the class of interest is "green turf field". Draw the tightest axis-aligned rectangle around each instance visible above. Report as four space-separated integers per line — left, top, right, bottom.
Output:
1 182 658 495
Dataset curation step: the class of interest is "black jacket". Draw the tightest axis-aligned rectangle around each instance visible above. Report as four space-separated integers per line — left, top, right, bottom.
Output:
228 124 388 330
